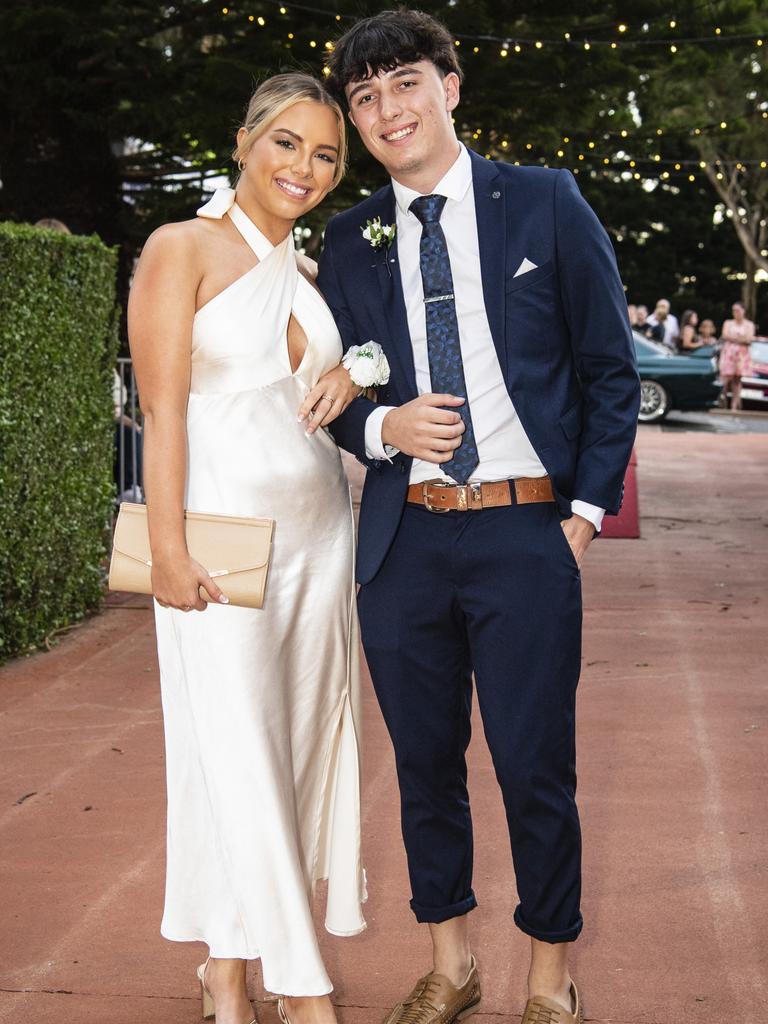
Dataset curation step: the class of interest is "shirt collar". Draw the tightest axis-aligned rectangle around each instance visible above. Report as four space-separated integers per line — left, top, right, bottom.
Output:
391 142 472 217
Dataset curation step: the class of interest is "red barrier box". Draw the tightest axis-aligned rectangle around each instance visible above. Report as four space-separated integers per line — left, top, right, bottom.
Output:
601 448 639 538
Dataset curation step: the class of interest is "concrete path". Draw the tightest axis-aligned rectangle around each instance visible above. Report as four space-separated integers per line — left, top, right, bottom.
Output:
1 430 766 1023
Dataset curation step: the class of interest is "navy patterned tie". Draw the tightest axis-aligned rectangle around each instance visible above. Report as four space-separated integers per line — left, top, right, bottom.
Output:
410 194 478 484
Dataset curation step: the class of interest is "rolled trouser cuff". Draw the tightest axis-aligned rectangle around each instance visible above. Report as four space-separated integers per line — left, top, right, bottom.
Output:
514 905 583 944
410 892 478 924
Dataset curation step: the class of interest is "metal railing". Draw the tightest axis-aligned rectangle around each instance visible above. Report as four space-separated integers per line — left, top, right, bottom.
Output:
115 357 143 503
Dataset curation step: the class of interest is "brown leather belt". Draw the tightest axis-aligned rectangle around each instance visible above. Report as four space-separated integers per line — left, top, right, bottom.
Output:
407 476 555 513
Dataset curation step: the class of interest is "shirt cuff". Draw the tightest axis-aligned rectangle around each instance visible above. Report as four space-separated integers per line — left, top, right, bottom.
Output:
571 500 605 533
364 405 399 461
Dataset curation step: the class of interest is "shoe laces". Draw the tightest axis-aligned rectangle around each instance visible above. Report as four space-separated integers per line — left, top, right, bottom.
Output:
398 976 445 1023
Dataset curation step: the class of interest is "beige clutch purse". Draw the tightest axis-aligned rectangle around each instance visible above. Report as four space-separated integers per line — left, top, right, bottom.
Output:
109 503 274 609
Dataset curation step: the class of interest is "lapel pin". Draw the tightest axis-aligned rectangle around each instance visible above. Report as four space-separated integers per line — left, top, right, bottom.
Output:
491 190 501 199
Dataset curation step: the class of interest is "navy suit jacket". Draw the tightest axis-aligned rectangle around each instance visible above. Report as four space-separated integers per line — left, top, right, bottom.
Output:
318 150 640 585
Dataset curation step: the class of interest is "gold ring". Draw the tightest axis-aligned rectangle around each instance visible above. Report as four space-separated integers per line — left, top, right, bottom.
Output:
321 394 334 404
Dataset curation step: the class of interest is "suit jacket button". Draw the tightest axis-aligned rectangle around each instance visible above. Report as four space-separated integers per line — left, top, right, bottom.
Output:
492 190 501 199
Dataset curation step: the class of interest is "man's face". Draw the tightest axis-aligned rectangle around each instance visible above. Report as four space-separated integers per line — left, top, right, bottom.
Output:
636 306 648 324
345 61 460 179
655 301 670 321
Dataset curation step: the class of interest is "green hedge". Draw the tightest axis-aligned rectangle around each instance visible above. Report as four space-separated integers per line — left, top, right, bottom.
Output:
0 222 118 662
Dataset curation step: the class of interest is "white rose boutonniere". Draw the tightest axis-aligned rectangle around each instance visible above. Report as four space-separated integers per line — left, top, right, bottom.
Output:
361 217 396 250
342 341 391 389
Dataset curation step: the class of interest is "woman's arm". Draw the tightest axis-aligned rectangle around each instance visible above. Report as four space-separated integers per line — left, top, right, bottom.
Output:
127 224 226 611
680 324 702 350
720 319 742 343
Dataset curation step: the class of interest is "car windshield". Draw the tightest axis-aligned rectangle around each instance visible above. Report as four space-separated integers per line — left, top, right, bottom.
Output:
633 333 672 358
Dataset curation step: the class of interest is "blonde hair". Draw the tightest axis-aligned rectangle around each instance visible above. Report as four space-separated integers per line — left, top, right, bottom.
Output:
233 73 347 188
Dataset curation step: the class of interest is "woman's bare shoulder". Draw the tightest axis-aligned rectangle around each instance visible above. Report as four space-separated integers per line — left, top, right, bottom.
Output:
141 218 210 259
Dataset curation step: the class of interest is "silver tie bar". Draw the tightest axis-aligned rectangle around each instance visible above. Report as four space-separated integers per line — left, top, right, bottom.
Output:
424 293 455 304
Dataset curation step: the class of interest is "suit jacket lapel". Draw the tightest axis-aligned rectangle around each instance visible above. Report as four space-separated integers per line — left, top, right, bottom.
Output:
369 187 418 401
470 150 507 375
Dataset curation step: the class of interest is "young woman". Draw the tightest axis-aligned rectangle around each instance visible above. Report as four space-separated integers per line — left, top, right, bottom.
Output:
676 309 704 352
698 318 718 345
719 301 756 409
128 74 365 1024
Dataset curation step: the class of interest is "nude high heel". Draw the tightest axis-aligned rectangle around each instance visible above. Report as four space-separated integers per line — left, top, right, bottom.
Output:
196 958 258 1023
277 998 291 1024
197 959 216 1020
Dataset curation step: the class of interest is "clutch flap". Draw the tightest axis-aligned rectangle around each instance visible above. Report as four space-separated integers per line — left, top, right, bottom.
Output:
112 503 274 574
112 502 152 566
185 509 273 574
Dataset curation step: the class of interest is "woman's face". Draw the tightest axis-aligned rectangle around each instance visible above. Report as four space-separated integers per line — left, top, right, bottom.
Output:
690 312 699 327
236 100 340 228
732 303 745 321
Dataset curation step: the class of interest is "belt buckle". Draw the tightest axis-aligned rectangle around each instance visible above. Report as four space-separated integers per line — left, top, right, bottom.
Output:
422 479 452 514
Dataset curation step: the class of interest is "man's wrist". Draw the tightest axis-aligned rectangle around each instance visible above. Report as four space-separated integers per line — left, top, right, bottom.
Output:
364 405 399 461
571 499 604 533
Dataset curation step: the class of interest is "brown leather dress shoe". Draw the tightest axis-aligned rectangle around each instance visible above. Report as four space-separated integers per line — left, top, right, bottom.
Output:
382 956 481 1024
521 982 582 1024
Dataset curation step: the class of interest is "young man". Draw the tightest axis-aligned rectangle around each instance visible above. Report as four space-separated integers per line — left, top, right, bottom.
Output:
319 10 639 1024
647 298 679 349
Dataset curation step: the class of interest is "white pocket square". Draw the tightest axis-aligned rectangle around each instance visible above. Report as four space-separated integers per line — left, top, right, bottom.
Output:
513 257 539 278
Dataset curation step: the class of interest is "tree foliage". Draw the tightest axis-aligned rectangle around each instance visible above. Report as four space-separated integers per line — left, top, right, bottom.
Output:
0 0 765 324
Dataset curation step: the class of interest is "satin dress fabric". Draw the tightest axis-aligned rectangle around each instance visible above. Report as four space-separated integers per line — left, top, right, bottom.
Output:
153 188 366 997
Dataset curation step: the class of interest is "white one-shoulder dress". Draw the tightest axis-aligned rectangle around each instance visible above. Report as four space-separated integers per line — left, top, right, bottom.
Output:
153 188 366 997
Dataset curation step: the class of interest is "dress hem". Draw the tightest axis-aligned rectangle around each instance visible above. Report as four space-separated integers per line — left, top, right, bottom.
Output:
324 921 368 938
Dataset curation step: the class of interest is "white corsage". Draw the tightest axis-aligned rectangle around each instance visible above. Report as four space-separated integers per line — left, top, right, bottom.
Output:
343 341 391 389
361 217 396 250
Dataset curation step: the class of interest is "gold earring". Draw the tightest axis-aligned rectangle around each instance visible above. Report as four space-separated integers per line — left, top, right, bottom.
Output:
237 158 246 171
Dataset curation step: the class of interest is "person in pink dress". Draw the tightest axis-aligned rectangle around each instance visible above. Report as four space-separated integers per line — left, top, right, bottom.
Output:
719 301 756 409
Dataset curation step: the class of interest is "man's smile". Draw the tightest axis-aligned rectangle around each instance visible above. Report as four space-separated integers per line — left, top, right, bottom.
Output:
380 123 418 144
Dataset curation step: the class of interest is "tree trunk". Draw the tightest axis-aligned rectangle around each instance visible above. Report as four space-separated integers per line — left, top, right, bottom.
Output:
741 253 757 320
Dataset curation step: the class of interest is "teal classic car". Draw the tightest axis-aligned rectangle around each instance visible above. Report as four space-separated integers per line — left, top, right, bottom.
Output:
633 334 722 422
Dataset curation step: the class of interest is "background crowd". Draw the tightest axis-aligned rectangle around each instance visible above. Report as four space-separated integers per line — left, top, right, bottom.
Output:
628 297 759 409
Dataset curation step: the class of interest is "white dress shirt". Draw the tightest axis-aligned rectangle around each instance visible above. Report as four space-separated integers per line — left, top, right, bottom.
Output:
647 312 679 349
364 144 604 531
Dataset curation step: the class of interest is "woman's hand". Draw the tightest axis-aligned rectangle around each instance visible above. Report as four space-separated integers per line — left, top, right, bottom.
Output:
298 364 362 435
152 552 229 611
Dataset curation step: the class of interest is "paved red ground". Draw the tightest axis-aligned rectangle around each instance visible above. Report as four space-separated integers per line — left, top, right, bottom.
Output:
1 430 767 1024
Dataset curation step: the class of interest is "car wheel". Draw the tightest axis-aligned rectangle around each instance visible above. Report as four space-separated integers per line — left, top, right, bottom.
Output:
638 379 670 422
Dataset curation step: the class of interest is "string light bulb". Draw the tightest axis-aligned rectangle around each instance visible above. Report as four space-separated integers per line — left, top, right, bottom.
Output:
618 24 627 33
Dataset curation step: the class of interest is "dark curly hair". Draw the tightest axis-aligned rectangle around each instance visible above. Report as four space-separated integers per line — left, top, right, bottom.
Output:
325 8 463 105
